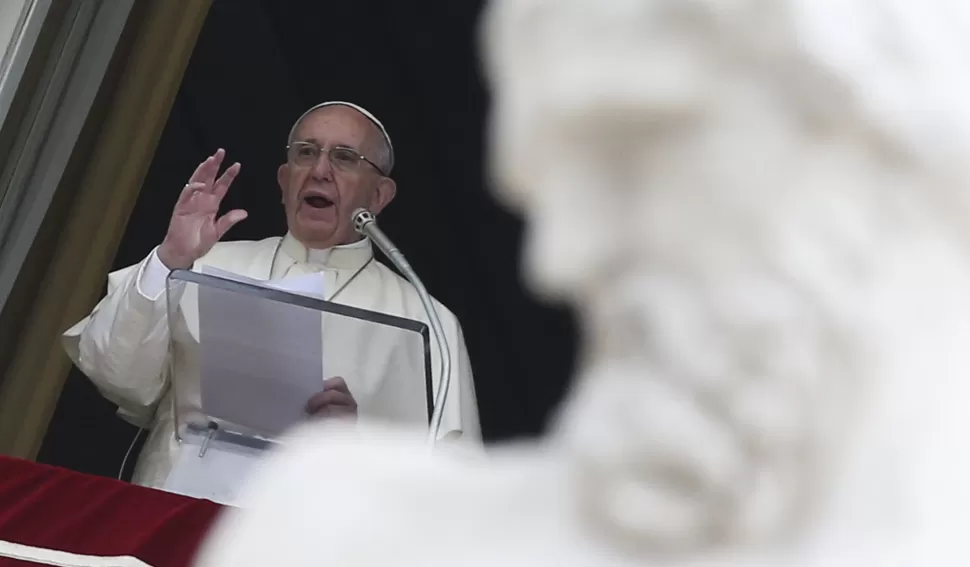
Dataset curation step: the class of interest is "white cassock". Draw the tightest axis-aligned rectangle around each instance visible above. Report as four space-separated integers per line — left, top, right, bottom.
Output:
61 232 481 491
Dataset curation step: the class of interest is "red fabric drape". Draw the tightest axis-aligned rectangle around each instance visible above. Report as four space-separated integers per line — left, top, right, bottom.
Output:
0 457 223 566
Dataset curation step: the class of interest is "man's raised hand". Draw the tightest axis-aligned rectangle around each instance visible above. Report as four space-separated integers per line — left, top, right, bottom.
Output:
157 149 248 270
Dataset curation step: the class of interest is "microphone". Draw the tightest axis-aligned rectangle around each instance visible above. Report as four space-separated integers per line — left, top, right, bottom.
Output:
352 208 452 446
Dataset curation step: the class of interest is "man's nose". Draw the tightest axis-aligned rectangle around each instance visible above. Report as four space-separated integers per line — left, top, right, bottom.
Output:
310 152 334 180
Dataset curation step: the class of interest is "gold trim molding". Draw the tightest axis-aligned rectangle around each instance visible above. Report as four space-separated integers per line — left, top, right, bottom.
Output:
0 0 212 459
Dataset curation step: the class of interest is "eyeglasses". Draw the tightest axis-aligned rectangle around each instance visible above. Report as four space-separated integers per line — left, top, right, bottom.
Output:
286 141 386 176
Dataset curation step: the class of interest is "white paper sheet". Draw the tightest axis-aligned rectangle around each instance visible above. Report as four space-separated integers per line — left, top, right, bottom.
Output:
201 265 326 297
197 266 327 439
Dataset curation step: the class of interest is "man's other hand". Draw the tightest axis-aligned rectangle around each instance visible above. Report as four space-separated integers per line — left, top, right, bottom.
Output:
306 376 358 420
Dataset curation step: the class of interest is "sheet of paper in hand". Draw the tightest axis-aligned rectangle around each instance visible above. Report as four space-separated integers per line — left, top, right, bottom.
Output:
196 265 327 439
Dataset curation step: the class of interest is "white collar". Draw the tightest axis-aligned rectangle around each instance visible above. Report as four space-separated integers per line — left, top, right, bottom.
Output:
279 232 373 271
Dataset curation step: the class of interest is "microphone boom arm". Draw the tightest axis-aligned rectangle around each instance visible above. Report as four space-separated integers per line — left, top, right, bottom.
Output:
353 209 452 447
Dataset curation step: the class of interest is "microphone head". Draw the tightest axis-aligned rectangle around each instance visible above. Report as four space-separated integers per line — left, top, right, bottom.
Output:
352 208 375 234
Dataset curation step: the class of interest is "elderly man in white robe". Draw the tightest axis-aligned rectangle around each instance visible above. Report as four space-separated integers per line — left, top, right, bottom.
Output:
61 101 481 493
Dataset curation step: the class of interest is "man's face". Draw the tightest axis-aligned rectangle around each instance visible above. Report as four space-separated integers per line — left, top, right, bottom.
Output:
278 105 395 249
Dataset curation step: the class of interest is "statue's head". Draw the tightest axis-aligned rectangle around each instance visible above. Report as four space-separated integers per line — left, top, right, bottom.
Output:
483 0 970 556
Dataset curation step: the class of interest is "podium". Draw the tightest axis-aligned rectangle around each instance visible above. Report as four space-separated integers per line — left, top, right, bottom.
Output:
159 268 433 504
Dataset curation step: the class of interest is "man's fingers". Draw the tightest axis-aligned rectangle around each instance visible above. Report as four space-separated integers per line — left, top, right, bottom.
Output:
306 389 355 415
306 391 331 414
323 376 350 394
175 182 207 209
215 209 248 239
312 405 356 420
203 149 226 188
198 149 226 190
187 149 224 185
307 378 355 415
186 156 213 185
213 162 241 199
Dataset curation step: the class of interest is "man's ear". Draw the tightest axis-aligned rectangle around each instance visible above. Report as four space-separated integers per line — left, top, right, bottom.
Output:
277 164 289 198
368 177 397 215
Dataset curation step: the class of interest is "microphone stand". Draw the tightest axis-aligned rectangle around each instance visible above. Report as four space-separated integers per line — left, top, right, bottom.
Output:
353 209 451 447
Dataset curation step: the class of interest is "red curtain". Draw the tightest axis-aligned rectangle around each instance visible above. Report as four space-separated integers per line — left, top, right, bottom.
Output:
0 457 223 566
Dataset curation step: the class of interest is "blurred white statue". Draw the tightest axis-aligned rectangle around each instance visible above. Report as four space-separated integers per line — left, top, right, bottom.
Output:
195 0 970 565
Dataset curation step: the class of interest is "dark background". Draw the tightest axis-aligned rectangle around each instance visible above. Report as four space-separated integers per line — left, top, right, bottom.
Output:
38 0 577 479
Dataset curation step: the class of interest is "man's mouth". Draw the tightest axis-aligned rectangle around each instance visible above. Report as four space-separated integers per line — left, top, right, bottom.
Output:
303 194 334 209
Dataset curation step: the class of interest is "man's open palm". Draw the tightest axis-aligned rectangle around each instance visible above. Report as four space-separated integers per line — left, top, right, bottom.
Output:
158 149 248 269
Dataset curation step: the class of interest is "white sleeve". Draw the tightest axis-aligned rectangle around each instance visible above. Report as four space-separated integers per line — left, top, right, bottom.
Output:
61 248 187 416
135 246 172 300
